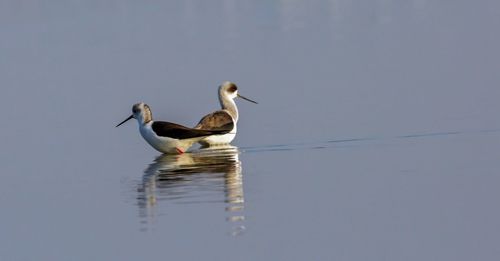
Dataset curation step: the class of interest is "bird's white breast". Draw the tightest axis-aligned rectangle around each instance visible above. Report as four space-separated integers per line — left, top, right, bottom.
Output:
139 122 198 153
199 125 237 146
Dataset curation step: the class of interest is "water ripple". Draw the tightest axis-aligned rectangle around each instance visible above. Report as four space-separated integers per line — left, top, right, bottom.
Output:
241 128 500 154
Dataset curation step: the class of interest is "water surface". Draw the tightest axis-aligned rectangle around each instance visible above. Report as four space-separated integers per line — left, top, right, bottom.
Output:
1 1 500 260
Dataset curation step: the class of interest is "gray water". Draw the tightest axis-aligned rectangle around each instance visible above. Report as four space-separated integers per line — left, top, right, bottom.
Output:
1 1 500 260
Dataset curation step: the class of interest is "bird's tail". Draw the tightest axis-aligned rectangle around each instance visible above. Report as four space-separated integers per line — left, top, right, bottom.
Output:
201 128 231 136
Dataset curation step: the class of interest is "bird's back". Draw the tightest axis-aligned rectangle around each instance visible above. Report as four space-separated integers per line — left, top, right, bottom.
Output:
152 121 230 140
194 110 235 132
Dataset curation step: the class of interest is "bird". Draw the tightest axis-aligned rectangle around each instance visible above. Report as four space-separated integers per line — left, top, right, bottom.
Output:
194 81 257 146
116 102 231 154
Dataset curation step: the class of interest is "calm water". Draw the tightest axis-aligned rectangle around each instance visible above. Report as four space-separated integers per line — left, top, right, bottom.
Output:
1 1 500 260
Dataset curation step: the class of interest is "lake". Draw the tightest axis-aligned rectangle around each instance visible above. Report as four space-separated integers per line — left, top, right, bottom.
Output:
1 1 500 260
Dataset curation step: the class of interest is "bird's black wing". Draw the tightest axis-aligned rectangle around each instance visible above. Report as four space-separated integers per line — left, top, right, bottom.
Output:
194 110 234 132
152 121 229 140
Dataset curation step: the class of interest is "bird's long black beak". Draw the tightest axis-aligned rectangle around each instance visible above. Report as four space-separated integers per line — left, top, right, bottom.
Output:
237 94 258 104
116 115 133 127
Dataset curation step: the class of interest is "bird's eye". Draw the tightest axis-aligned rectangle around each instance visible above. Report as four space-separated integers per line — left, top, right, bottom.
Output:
132 107 140 114
228 85 238 93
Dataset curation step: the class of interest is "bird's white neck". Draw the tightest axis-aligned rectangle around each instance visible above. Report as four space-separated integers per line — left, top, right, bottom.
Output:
136 109 153 126
219 94 239 122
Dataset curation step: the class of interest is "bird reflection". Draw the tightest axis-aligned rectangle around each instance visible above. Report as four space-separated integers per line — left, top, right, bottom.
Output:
137 145 245 236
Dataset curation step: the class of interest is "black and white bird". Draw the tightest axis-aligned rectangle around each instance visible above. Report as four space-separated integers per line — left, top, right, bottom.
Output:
194 81 257 146
116 103 230 154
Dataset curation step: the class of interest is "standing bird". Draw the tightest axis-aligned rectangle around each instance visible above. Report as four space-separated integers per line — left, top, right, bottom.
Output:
194 81 257 146
116 103 230 154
